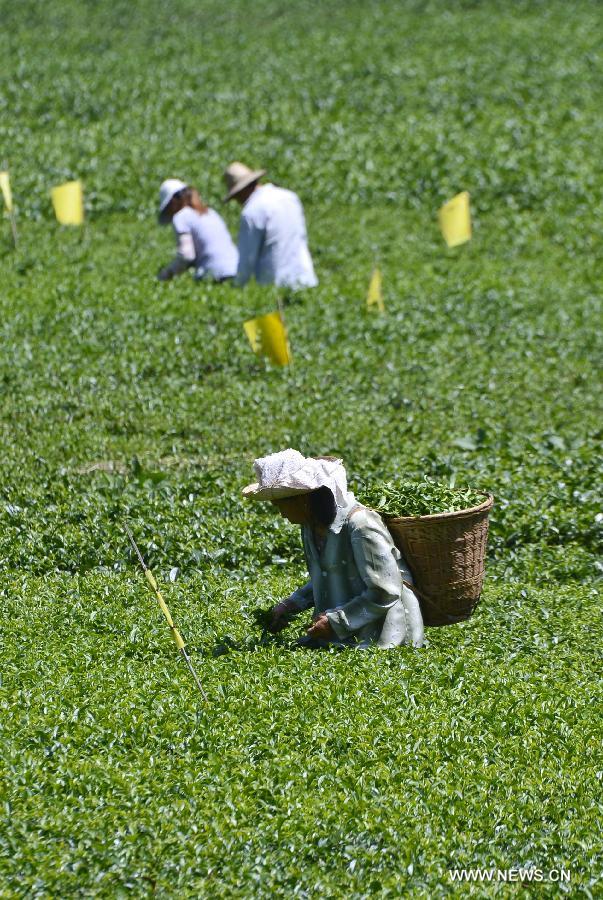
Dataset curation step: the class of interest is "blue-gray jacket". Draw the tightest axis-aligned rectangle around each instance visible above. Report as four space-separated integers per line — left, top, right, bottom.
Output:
289 498 424 648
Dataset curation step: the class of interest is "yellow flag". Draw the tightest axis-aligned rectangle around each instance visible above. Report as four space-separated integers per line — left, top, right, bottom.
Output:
0 171 12 212
243 310 292 366
51 179 84 225
438 191 471 248
366 267 384 312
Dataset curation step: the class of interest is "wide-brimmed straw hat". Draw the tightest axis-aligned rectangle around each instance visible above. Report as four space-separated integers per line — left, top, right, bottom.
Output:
158 178 188 224
242 449 348 505
223 161 266 202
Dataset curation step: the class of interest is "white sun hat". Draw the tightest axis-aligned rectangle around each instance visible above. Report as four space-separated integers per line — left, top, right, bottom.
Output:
223 161 266 202
158 178 188 223
242 449 349 506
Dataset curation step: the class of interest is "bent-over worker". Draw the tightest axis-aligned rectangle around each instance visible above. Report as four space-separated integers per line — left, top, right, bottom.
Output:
157 179 238 283
224 162 318 290
242 449 424 649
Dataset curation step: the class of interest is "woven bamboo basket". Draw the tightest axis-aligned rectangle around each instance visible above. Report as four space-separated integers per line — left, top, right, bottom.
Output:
385 493 494 627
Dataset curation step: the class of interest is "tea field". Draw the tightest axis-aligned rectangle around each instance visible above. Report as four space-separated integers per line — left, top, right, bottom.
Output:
1 0 602 896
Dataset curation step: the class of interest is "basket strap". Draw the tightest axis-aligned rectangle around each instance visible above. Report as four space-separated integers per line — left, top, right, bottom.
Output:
402 579 426 602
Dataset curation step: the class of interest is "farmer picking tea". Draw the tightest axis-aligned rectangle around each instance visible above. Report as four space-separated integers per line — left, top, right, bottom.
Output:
224 162 318 290
157 179 238 282
243 450 424 649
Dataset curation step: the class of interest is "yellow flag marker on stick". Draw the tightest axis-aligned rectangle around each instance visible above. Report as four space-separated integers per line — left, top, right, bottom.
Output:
438 191 471 248
124 524 207 701
0 170 13 212
0 166 18 246
243 310 292 366
366 266 385 313
51 179 84 225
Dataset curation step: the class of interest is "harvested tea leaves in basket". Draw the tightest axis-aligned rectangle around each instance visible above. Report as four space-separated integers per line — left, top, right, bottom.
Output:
358 479 485 518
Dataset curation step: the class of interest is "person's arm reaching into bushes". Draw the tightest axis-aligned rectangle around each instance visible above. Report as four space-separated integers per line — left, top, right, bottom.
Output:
269 582 314 633
235 214 264 286
158 229 196 281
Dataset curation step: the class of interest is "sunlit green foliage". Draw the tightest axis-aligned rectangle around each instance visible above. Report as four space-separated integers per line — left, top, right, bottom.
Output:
1 0 602 896
357 479 485 517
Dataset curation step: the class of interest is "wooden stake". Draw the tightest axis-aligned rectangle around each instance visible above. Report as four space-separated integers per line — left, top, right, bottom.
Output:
8 211 18 248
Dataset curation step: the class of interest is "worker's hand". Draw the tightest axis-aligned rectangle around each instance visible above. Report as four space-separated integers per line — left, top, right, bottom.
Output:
306 613 334 641
157 267 172 282
268 599 296 633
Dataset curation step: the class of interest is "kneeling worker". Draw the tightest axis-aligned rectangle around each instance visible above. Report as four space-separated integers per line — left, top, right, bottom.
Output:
224 162 318 290
242 449 424 648
157 179 238 283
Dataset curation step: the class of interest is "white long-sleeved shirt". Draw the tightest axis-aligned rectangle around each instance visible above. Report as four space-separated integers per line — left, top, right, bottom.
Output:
164 206 238 281
235 184 318 289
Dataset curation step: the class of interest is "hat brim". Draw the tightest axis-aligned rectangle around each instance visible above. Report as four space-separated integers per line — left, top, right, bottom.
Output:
158 185 188 224
224 169 266 202
242 482 312 501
